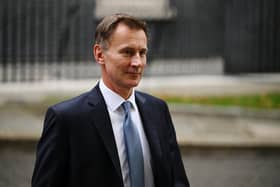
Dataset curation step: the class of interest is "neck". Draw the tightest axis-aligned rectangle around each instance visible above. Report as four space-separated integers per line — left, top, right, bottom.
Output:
113 87 133 100
102 78 133 100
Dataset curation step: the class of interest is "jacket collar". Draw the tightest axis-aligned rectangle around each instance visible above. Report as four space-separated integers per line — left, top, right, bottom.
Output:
135 92 163 178
87 84 123 185
87 84 162 185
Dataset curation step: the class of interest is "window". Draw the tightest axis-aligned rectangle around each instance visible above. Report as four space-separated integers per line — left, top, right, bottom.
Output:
94 0 177 20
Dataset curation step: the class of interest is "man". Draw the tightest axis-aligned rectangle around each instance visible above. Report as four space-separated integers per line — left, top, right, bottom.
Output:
32 13 189 187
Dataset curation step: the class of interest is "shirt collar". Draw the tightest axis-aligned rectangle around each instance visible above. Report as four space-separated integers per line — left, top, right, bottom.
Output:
99 79 137 112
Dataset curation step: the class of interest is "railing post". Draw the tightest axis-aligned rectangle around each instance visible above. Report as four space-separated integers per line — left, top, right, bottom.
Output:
1 0 8 82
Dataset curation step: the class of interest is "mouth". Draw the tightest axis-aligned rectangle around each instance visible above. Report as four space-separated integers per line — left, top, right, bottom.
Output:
127 71 141 74
127 69 142 75
125 71 142 79
126 73 141 78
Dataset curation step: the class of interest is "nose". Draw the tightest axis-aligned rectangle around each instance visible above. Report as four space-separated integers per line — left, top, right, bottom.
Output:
131 53 144 67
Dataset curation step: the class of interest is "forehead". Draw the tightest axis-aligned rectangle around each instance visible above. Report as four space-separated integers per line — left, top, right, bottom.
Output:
108 23 147 49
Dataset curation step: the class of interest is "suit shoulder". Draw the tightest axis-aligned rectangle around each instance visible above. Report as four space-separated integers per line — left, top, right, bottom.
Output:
48 91 90 115
135 90 167 105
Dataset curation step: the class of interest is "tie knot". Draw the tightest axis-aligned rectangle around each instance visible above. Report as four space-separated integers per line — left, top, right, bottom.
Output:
122 101 131 114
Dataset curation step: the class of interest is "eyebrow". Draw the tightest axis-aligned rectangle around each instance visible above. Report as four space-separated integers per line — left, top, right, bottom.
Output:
119 46 148 52
141 47 148 52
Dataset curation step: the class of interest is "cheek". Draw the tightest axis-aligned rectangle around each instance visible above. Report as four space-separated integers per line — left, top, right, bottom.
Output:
143 60 147 67
105 60 124 75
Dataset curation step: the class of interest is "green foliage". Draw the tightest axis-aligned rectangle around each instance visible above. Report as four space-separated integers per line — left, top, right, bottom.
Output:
161 92 280 109
2 93 280 117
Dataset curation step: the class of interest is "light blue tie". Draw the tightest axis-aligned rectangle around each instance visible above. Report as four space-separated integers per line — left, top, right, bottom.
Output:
122 101 144 187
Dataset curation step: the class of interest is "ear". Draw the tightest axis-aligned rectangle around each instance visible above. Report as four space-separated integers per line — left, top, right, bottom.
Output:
93 44 105 65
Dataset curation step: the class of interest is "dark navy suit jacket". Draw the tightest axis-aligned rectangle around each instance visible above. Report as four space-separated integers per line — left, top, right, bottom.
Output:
32 84 189 187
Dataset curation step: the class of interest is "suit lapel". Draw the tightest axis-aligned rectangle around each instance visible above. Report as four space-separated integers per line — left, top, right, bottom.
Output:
136 92 165 187
87 85 123 183
135 92 162 167
86 86 163 185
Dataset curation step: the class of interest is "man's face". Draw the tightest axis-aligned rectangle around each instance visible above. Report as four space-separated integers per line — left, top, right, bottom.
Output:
97 23 147 92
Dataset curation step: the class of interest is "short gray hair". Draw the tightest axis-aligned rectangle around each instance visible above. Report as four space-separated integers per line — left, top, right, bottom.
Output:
94 13 148 49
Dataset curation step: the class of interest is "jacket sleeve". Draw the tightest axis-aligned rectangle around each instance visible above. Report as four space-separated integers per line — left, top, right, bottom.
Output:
32 107 69 187
163 102 190 187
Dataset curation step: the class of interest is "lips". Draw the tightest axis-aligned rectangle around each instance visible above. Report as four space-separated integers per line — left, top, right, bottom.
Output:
127 68 142 74
126 72 141 77
127 71 140 74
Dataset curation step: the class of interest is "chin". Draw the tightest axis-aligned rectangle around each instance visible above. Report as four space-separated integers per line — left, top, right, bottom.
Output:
126 80 140 88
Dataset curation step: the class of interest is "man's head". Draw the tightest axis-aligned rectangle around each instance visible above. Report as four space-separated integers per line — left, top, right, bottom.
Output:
93 13 148 99
94 13 148 50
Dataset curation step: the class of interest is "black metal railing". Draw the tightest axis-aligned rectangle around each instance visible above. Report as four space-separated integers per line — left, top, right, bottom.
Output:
1 0 279 82
1 0 95 82
224 0 280 73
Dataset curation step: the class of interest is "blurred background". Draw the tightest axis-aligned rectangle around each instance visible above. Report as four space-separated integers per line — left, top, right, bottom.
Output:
0 0 280 186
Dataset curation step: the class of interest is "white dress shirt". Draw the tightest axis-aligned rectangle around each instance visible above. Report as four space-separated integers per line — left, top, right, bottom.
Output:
99 79 154 187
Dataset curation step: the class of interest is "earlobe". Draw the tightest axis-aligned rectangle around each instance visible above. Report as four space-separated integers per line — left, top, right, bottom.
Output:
93 44 105 64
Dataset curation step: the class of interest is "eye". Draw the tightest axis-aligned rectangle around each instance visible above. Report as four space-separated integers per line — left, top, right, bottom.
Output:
121 48 134 57
139 49 147 57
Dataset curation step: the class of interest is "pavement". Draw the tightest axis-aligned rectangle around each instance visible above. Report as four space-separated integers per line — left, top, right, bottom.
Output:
0 74 280 147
